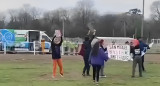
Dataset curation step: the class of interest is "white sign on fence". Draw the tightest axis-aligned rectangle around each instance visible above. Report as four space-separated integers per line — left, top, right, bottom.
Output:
107 45 132 61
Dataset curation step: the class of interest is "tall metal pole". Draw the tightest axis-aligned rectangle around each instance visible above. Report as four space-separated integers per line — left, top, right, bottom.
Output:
124 21 126 37
62 17 65 55
62 17 65 38
141 0 145 38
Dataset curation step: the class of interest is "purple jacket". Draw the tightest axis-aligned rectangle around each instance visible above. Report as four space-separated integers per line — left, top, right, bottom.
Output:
90 48 108 66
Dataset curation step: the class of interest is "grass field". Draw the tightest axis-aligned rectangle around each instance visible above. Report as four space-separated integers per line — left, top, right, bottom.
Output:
0 54 160 86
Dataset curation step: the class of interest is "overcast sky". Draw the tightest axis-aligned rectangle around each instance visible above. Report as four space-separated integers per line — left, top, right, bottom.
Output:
0 0 158 19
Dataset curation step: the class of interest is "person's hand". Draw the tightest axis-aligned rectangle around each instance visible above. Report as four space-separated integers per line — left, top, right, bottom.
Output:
93 29 96 35
87 30 91 35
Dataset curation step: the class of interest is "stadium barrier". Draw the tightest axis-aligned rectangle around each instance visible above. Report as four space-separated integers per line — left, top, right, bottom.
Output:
0 41 51 55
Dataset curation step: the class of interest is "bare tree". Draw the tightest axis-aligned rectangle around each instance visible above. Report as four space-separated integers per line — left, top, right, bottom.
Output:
149 1 160 38
42 8 70 36
151 1 160 22
7 4 42 30
0 12 6 28
69 0 98 37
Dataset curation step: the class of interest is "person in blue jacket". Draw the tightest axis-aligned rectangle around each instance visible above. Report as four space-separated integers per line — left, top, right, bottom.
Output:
139 38 150 72
89 41 108 85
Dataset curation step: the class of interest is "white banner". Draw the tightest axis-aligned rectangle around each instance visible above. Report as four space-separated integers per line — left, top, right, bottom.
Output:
107 45 132 61
55 30 61 37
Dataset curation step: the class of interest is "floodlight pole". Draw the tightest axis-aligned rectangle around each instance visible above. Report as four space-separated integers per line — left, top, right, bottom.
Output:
62 17 65 38
61 16 65 55
141 0 145 38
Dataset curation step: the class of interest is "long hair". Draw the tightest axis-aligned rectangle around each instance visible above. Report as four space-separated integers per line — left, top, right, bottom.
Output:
91 42 100 56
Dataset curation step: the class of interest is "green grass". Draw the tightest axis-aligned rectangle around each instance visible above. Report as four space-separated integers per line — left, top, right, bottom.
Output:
0 55 160 86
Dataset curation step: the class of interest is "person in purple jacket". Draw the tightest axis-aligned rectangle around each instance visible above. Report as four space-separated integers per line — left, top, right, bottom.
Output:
89 41 108 85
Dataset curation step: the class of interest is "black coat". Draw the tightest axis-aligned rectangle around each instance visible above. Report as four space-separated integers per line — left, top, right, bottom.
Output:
51 36 63 59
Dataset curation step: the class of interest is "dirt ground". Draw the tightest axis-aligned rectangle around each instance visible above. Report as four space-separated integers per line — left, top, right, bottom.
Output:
0 54 160 63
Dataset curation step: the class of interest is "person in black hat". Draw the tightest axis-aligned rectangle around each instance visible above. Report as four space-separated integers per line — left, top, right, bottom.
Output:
82 29 96 76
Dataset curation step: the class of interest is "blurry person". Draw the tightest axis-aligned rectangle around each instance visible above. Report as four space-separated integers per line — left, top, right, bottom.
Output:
125 41 130 45
89 41 108 85
131 39 142 78
139 38 150 72
41 39 45 54
99 39 108 78
82 30 96 76
51 34 63 78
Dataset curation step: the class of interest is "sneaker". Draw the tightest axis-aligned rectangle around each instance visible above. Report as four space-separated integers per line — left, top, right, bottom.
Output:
82 73 85 76
52 76 55 78
100 75 106 78
143 70 146 72
93 80 95 82
60 74 64 77
131 76 135 78
139 75 143 77
86 74 91 76
95 82 99 86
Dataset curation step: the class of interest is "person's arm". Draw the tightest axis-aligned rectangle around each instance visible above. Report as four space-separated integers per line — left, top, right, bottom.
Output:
78 44 85 56
87 30 91 35
51 36 56 45
88 50 92 63
89 30 96 43
100 45 107 52
100 48 108 61
51 36 56 51
58 36 63 46
143 43 148 47
147 45 150 49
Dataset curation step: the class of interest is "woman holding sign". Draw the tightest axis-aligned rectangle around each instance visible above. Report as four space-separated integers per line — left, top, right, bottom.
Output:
51 30 63 78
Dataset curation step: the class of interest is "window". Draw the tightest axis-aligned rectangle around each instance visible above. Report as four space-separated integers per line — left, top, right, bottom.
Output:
42 35 50 42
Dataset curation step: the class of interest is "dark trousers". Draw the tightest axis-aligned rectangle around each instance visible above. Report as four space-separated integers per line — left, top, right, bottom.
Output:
142 55 145 71
92 64 101 82
83 58 90 75
132 55 142 77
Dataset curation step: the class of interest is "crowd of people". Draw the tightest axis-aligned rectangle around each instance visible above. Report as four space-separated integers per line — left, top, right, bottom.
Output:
51 29 149 86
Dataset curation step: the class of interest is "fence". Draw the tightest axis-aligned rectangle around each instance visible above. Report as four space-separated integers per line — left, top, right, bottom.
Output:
0 42 6 54
151 39 160 44
0 41 51 55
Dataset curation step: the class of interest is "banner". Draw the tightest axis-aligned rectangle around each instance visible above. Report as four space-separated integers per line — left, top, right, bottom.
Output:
55 30 61 37
0 29 15 46
107 45 132 61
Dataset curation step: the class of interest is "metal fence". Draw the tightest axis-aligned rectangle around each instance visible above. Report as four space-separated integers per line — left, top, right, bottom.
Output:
0 41 81 55
0 41 51 55
151 39 160 44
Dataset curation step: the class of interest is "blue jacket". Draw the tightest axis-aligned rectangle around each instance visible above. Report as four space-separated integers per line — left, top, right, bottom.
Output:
139 40 148 53
90 48 108 66
132 40 148 57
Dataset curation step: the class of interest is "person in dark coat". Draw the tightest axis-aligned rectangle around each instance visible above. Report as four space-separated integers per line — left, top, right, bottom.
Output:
131 39 142 78
139 38 149 72
51 35 63 78
82 30 96 76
